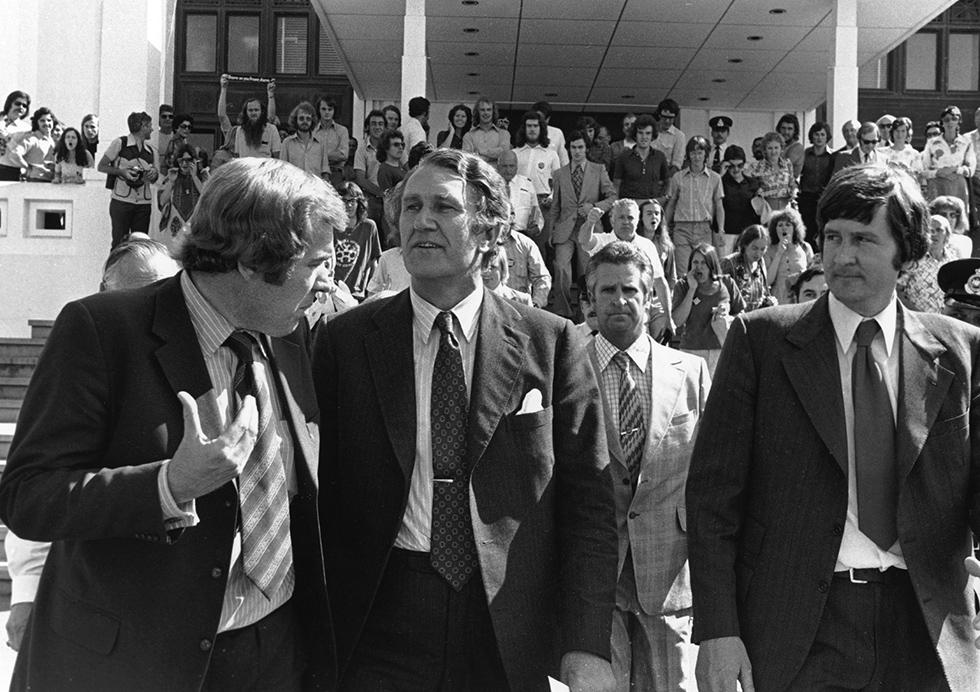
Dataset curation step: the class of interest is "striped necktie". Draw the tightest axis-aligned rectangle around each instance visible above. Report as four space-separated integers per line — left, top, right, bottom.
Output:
613 351 646 472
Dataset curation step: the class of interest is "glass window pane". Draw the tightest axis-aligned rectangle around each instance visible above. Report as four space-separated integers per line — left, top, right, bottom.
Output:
859 55 888 90
905 32 937 90
318 24 345 75
276 16 308 74
228 15 260 74
185 14 216 72
949 33 980 91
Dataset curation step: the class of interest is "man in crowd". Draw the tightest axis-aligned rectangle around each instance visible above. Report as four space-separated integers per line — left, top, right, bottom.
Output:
0 158 344 690
280 101 329 178
515 110 561 257
354 109 388 230
688 163 980 692
97 111 160 248
401 96 431 157
652 99 686 176
610 113 637 169
580 199 673 338
939 257 980 328
157 103 175 155
532 100 569 167
664 135 726 272
830 118 861 174
834 121 882 173
217 74 281 159
463 95 511 165
613 114 670 204
708 116 734 174
0 91 32 180
498 149 546 255
498 214 551 309
313 96 350 187
313 148 618 691
966 106 980 230
587 241 709 692
550 129 617 317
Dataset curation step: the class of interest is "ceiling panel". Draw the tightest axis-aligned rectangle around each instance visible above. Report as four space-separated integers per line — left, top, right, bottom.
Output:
722 0 833 27
613 21 715 48
684 48 784 73
518 18 617 46
426 0 522 18
623 0 727 24
513 65 598 87
425 41 516 65
602 46 699 70
516 43 608 68
704 24 812 51
593 67 684 90
521 0 625 21
425 15 520 43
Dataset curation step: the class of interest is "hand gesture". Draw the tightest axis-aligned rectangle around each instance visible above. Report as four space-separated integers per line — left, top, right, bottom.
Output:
267 79 276 97
220 73 229 89
586 206 604 224
696 636 755 692
166 391 258 504
560 651 615 692
686 269 699 290
144 166 160 184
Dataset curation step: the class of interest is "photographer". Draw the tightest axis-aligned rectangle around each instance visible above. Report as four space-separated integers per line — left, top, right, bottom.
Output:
97 111 160 248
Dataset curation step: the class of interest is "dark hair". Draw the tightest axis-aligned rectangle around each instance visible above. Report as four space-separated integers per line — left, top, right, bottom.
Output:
408 141 434 169
174 113 194 129
817 163 929 268
767 207 807 246
531 101 552 119
3 91 30 117
685 135 711 162
566 129 589 149
737 224 769 254
631 114 657 139
365 109 386 130
315 96 339 119
924 120 942 137
81 113 99 146
159 104 174 116
585 240 654 300
515 110 550 148
408 96 430 118
890 117 913 136
337 181 368 225
381 104 401 128
127 111 151 133
776 113 800 141
55 128 89 165
179 158 346 284
790 266 826 301
689 243 722 280
656 99 680 117
808 121 832 143
237 97 268 127
723 144 746 163
30 107 54 133
288 101 316 131
638 199 671 251
447 104 472 134
377 129 405 162
575 115 598 136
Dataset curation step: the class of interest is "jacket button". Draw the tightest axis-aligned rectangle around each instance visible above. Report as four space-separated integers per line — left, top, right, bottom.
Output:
622 478 630 485
224 500 233 508
833 524 843 536
817 580 829 593
628 511 639 519
200 638 212 651
211 567 222 579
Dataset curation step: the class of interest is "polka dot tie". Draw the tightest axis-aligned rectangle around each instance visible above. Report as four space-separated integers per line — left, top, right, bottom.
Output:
429 311 478 590
614 351 646 473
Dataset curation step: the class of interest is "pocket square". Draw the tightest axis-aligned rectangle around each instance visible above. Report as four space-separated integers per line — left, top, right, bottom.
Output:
517 388 544 415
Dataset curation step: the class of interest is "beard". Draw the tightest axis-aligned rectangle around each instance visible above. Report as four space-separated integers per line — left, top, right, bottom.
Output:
241 113 267 149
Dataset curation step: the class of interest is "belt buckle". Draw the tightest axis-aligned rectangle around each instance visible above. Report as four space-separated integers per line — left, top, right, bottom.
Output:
848 568 869 584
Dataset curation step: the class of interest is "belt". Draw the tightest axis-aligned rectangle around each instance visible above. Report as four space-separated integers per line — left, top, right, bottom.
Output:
833 567 908 585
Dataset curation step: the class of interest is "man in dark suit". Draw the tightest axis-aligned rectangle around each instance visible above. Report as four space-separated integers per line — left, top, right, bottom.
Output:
313 148 618 691
0 158 344 691
687 163 980 692
550 128 617 317
831 121 881 175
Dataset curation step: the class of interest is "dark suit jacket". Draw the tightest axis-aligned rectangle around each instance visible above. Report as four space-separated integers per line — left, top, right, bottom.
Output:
313 288 618 691
0 275 334 692
549 161 617 244
686 296 980 692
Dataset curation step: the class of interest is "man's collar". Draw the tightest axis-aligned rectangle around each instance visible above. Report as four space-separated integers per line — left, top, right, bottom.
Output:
180 271 236 356
828 291 898 356
410 284 484 345
594 332 651 372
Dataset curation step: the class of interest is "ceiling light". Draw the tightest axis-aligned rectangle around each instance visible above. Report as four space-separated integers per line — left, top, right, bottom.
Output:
468 90 479 95
462 0 479 5
728 58 743 64
769 8 786 14
463 27 479 33
621 94 635 99
467 72 479 77
712 78 726 83
465 51 479 57
698 97 710 101
544 92 558 97
747 35 763 41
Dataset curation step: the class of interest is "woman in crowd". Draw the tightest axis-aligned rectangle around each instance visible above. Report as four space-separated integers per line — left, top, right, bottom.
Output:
883 117 921 173
334 182 382 302
161 113 197 172
382 104 401 132
777 113 805 178
376 129 406 194
797 122 834 249
638 198 675 286
746 131 796 215
930 195 972 257
0 91 32 180
720 145 760 240
576 115 612 169
721 224 776 312
672 243 745 375
921 105 976 207
923 121 942 140
765 207 814 306
80 114 99 158
436 104 471 149
13 107 57 182
898 214 956 313
52 127 94 184
157 142 204 250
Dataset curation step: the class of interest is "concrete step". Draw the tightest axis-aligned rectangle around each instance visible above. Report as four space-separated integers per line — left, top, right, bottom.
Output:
0 435 11 459
28 320 54 341
0 400 20 423
0 357 36 379
0 339 46 359
0 378 30 400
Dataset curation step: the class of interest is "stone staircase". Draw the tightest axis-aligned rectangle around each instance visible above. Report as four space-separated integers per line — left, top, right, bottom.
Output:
0 319 52 599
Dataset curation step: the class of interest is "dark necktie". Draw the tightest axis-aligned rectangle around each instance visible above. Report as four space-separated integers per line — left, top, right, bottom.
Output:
224 331 292 598
852 320 898 550
712 146 722 173
613 352 646 472
429 311 478 590
572 164 584 198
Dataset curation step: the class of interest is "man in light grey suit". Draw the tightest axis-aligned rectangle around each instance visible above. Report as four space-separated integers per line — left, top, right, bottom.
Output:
586 241 710 691
549 129 617 317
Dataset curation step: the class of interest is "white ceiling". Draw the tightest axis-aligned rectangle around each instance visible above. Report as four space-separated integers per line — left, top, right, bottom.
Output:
314 0 958 112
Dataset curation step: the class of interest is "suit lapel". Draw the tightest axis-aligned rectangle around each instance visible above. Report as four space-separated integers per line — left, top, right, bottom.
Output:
267 333 318 491
466 290 527 468
366 291 418 481
782 296 848 475
588 343 627 468
896 307 952 479
581 163 598 202
644 341 685 459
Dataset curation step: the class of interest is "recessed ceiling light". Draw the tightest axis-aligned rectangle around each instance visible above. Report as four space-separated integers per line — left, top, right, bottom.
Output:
728 57 743 64
468 90 479 95
769 8 786 14
464 51 479 57
462 0 479 5
712 78 726 83
621 94 635 99
747 35 763 41
698 97 710 101
544 92 558 97
463 27 479 33
467 72 479 77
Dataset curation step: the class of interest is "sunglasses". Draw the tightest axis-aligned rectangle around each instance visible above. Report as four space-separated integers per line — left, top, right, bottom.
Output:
860 138 879 145
177 123 192 129
160 114 174 120
391 142 405 148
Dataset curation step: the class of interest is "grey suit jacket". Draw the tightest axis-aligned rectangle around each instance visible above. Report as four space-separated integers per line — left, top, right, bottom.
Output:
549 161 617 244
686 295 980 692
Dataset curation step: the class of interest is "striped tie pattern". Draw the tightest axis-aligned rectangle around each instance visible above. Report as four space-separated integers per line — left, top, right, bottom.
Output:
429 311 478 590
613 351 646 472
224 331 292 599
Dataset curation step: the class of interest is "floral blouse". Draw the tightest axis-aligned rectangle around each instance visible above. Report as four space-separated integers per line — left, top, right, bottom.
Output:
745 157 795 201
897 246 958 313
721 253 773 311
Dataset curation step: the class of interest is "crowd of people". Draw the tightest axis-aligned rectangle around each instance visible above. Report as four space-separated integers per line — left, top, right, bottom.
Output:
4 79 980 692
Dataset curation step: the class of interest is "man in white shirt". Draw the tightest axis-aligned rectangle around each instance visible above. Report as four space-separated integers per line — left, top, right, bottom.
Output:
354 109 388 228
652 99 686 176
513 110 561 205
687 163 980 692
533 100 569 167
498 149 544 242
280 101 328 178
401 96 430 156
313 96 350 187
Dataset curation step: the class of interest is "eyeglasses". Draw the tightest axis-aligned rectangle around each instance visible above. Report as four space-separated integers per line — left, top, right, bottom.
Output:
860 138 879 145
342 198 358 206
729 162 745 169
391 142 405 148
177 123 191 130
160 114 174 120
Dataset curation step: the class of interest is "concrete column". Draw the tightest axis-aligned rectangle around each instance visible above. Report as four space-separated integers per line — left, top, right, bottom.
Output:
401 0 427 117
827 0 859 137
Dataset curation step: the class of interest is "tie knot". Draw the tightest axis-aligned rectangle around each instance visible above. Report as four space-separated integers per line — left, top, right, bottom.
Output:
855 320 880 348
613 351 632 373
435 311 454 335
224 330 257 364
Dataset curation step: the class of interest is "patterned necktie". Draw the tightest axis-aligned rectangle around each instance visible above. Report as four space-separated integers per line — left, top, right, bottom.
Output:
224 331 292 598
852 320 898 550
572 164 584 198
613 351 646 472
429 311 478 590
